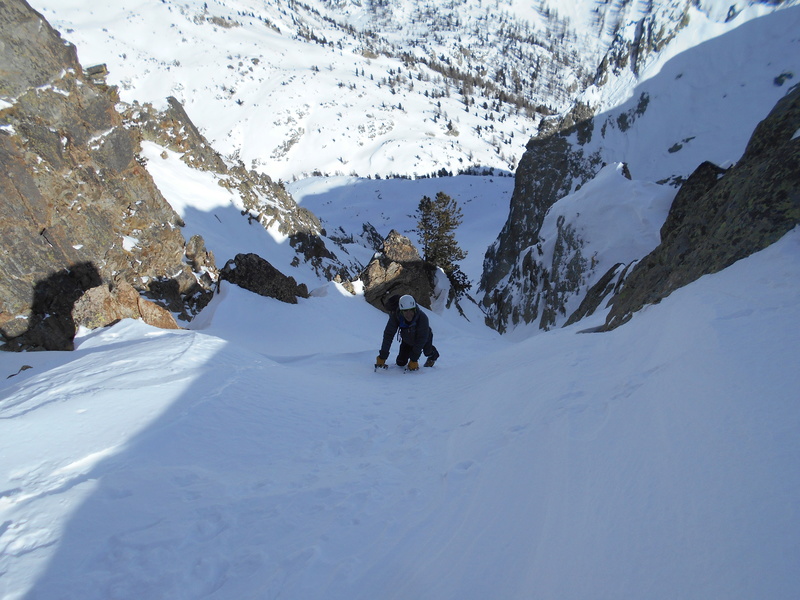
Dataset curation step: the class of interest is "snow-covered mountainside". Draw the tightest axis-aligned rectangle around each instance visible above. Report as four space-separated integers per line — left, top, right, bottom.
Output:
31 0 552 180
480 1 800 333
29 0 800 335
1 162 798 600
34 0 790 183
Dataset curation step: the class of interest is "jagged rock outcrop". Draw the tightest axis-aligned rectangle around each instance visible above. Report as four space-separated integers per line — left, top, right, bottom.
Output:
479 102 603 332
605 84 800 329
72 281 179 333
0 0 215 350
479 1 709 334
122 97 226 173
220 253 309 304
361 230 436 313
592 3 690 86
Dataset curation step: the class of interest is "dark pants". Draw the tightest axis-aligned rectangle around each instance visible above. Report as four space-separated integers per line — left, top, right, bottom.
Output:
395 333 439 366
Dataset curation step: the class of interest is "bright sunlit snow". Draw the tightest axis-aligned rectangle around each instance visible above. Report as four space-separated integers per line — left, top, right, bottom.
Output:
29 0 800 183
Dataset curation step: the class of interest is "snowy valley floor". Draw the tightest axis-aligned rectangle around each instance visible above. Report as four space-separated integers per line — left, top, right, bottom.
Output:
2 229 800 600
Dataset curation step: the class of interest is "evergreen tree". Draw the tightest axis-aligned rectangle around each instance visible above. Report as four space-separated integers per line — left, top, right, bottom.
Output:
415 192 470 297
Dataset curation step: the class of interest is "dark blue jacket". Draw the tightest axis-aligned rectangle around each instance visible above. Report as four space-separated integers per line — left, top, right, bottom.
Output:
379 308 432 362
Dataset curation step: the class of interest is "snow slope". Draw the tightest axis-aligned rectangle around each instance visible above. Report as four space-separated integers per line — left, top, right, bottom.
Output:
30 0 537 180
577 3 800 183
2 140 799 597
29 0 798 182
2 223 798 599
2 1 799 597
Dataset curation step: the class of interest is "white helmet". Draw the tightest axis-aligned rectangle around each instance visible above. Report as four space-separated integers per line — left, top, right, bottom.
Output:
398 294 417 311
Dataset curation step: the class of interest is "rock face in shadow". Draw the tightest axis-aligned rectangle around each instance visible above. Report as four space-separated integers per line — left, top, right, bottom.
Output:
479 101 603 333
2 263 100 352
220 254 309 304
0 0 220 350
361 230 437 313
604 84 800 329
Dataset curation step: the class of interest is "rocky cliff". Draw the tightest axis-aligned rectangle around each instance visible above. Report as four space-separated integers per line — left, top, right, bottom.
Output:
478 101 603 332
604 84 800 328
476 0 688 333
479 2 800 334
0 0 351 350
477 0 697 333
0 0 209 350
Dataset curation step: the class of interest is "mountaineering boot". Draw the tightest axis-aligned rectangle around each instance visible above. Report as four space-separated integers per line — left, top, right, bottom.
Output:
424 357 436 367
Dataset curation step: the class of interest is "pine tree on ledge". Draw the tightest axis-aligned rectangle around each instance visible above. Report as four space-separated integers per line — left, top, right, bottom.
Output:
415 192 470 299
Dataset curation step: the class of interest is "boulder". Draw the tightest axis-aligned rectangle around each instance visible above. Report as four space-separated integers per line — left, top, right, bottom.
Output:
220 253 309 303
72 280 179 332
361 230 436 313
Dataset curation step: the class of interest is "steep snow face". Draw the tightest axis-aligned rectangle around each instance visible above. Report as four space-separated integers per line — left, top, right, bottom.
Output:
580 3 800 182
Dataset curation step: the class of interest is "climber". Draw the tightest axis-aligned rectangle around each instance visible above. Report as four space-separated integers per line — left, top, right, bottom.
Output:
375 294 439 371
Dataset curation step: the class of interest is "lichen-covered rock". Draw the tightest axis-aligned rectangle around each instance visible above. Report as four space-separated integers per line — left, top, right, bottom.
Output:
0 0 78 99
